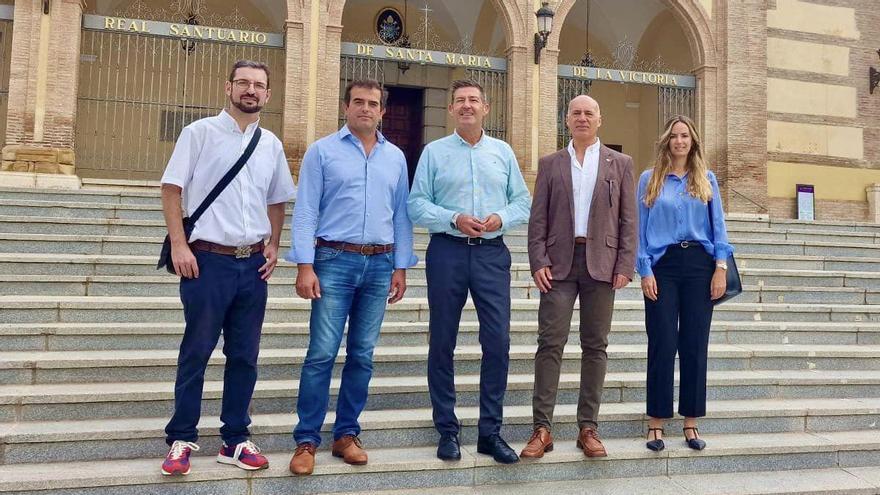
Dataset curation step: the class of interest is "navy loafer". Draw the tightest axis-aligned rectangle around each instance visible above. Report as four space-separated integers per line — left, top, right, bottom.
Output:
477 434 519 464
437 433 461 460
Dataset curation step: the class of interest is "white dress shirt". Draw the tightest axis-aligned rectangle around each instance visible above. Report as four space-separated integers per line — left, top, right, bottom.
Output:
161 110 297 247
568 138 602 237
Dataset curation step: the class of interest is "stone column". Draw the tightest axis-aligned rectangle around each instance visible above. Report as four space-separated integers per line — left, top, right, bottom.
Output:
537 46 560 165
1 0 83 188
505 44 533 184
282 18 307 177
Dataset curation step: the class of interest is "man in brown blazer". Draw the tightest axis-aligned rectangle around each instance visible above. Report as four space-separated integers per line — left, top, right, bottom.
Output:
522 95 637 458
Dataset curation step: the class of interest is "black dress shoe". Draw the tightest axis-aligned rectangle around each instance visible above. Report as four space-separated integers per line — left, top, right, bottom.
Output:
477 434 520 464
646 427 665 452
437 433 461 460
683 427 706 450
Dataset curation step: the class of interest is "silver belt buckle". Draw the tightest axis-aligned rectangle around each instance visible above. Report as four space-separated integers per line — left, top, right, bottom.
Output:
466 237 479 246
234 245 252 258
680 241 690 248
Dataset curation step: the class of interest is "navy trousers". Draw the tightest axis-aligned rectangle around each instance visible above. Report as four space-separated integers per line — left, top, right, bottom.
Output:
644 244 715 419
426 234 511 438
164 249 268 446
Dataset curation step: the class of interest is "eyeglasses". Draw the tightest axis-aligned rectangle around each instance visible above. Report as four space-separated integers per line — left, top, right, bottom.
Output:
232 79 268 92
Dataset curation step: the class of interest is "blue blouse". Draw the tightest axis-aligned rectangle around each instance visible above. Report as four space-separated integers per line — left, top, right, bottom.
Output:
636 169 733 277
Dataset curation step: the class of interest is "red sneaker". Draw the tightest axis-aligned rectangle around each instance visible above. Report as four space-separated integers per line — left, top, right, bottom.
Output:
217 440 269 471
161 440 200 476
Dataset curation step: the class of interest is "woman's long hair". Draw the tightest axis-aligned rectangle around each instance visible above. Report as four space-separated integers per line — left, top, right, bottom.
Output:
643 115 712 207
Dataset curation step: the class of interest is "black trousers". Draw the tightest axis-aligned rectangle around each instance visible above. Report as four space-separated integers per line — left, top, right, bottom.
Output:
426 234 512 438
644 244 714 419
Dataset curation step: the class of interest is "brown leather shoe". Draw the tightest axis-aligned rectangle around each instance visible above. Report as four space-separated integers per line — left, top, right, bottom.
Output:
289 442 317 475
331 435 368 465
520 427 554 459
576 427 608 457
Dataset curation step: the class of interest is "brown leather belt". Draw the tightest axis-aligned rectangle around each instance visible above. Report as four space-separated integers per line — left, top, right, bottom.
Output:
575 237 588 244
190 240 264 258
316 238 394 255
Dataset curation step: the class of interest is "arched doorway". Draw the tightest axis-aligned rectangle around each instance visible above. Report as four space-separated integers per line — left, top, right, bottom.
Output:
554 0 699 171
76 0 287 179
337 0 511 182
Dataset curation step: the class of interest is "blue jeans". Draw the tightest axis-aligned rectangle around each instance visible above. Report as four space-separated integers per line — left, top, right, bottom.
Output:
293 247 394 446
165 249 267 446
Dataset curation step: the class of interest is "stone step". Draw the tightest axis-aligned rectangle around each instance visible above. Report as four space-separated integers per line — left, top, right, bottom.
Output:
4 187 880 233
727 214 880 234
356 467 880 495
80 178 162 191
5 320 877 352
0 186 160 205
1 398 879 464
4 195 880 236
7 231 880 262
4 369 880 423
2 433 880 495
3 344 880 385
3 296 880 325
5 253 880 279
0 274 871 305
8 212 880 249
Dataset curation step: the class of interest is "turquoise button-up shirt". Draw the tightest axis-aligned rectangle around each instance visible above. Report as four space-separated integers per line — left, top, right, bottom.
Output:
407 130 531 238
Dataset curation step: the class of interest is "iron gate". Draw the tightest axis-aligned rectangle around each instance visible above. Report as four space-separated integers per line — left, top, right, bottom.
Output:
556 76 592 149
76 20 285 180
556 79 696 148
465 68 507 141
658 86 695 129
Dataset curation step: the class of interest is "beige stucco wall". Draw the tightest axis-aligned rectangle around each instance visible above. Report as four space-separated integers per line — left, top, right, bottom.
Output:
765 0 876 220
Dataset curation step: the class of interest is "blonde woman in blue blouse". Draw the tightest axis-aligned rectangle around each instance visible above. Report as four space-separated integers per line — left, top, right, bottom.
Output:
636 115 733 452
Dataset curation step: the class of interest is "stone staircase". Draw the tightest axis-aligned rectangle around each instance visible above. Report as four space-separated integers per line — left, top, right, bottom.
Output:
2 185 880 494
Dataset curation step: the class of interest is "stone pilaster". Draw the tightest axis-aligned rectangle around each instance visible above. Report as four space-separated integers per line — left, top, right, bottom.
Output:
2 0 83 187
505 45 532 182
717 0 768 214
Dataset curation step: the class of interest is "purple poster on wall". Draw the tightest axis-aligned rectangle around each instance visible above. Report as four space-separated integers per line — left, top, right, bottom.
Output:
797 184 815 221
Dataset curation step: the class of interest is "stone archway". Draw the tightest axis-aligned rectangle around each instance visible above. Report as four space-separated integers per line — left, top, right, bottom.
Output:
313 0 531 167
539 0 719 167
547 0 716 68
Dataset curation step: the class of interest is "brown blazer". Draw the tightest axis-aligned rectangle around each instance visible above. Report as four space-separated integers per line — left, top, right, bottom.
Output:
527 145 637 283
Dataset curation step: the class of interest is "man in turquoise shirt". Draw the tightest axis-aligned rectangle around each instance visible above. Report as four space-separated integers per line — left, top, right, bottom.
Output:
408 79 531 464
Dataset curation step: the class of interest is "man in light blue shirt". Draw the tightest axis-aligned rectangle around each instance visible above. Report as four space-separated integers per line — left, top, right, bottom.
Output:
408 79 531 464
286 79 417 475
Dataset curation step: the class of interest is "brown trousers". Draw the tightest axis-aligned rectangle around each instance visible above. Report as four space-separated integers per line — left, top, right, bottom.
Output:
532 244 615 430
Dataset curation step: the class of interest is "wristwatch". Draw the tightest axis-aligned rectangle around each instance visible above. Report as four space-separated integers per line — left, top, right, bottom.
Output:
450 213 460 230
716 261 728 270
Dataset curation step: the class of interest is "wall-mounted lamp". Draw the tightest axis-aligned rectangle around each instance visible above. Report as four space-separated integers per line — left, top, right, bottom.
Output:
534 1 554 64
870 49 880 95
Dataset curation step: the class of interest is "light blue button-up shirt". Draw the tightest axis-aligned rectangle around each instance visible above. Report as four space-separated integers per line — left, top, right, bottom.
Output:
286 125 417 269
407 130 531 237
636 169 734 277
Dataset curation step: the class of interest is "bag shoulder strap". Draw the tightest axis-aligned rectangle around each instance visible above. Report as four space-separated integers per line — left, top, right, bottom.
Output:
189 126 262 224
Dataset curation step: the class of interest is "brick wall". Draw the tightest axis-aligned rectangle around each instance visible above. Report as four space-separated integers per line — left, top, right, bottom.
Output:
6 0 81 149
